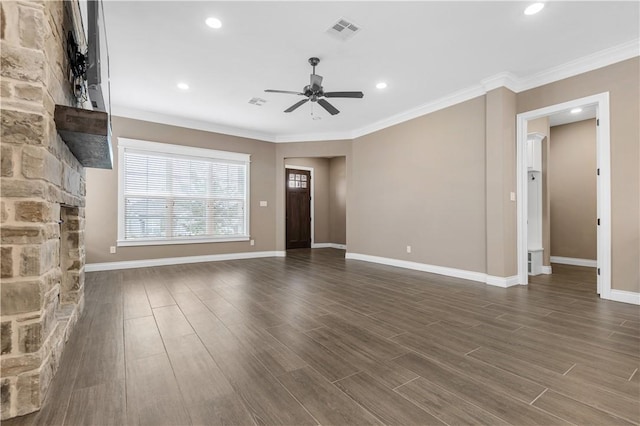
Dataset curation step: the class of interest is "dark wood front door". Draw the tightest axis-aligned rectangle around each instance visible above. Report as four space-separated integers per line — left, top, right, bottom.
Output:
286 168 311 249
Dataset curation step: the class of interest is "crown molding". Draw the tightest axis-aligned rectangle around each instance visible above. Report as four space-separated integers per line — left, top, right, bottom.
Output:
351 84 486 139
113 39 639 144
516 38 639 92
111 105 277 142
481 71 520 93
274 131 354 143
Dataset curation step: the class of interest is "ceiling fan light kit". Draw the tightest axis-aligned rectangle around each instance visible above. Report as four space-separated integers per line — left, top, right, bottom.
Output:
265 57 364 116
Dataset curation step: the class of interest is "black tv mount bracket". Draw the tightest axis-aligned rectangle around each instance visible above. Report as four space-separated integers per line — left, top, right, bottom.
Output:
67 31 87 81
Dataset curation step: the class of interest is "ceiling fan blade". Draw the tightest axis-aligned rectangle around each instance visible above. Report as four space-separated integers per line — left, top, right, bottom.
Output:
265 89 304 95
284 98 309 113
310 74 323 90
324 91 364 98
317 98 339 115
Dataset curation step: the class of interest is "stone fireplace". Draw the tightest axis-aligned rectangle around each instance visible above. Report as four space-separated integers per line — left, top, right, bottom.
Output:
1 0 86 419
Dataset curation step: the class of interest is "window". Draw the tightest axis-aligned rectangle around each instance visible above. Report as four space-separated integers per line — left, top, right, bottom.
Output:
117 138 250 246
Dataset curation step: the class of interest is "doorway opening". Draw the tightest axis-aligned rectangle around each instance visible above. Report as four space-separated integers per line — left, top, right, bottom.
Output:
285 166 312 249
285 157 347 251
516 92 611 299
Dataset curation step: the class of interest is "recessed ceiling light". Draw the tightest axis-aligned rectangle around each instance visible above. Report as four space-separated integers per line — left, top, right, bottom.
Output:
524 3 544 15
376 82 387 89
205 17 222 29
570 107 583 114
177 82 189 90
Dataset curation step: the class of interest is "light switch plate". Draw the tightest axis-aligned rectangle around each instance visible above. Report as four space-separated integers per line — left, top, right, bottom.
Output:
260 201 268 207
510 192 516 201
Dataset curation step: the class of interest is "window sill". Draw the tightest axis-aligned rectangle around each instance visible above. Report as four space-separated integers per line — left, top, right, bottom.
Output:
117 236 250 247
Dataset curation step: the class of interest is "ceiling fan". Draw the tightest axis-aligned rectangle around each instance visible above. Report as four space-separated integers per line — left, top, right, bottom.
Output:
265 57 364 116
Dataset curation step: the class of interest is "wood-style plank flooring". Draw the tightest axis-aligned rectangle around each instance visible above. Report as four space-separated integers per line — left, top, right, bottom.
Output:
6 249 640 425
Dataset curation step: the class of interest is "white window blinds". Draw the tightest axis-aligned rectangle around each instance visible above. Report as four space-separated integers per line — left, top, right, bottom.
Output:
118 138 250 246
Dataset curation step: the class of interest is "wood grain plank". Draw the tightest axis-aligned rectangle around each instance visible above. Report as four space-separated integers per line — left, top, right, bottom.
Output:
396 377 511 426
392 332 546 404
305 326 418 389
320 302 405 338
277 367 383 425
74 302 125 390
153 305 195 339
204 351 316 425
186 313 317 425
124 316 165 361
393 352 569 425
469 346 640 423
126 353 191 426
162 334 255 425
335 372 446 425
533 390 636 426
566 364 640 400
391 324 480 355
314 314 409 360
123 279 152 320
17 250 639 426
266 323 360 382
144 281 176 308
63 380 126 426
225 322 307 376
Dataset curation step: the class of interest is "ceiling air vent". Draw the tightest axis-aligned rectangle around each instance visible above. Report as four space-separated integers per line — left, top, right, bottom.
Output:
248 97 267 106
326 18 361 41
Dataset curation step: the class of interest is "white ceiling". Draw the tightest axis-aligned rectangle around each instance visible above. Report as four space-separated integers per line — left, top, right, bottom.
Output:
549 104 597 127
103 1 639 142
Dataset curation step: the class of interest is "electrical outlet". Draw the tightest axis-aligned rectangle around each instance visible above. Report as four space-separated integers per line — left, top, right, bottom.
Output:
510 192 516 201
406 245 412 254
109 246 116 254
250 239 255 246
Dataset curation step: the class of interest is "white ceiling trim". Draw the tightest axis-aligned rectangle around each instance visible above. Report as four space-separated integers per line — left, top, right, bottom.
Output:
112 39 639 144
481 72 521 93
350 84 486 140
111 105 277 142
515 38 639 93
274 132 353 144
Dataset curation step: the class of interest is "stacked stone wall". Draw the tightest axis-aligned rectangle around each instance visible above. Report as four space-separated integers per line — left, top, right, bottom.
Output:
1 1 86 419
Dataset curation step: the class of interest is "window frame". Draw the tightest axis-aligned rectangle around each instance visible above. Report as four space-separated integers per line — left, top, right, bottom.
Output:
117 137 251 247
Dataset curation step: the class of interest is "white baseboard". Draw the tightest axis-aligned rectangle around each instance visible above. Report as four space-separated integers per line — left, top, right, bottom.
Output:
604 289 640 305
486 275 521 288
345 252 521 288
550 256 597 267
312 243 346 250
541 265 553 274
85 251 286 272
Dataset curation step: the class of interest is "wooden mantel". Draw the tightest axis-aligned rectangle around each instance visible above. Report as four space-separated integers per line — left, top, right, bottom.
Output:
54 105 113 169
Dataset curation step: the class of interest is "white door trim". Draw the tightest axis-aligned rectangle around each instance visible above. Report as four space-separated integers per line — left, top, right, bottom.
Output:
516 92 611 299
285 164 315 246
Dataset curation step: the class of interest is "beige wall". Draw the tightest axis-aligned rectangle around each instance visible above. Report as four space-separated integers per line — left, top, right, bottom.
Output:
518 57 639 292
285 157 330 243
350 97 487 273
528 117 551 267
329 157 347 245
85 117 277 264
84 59 638 293
485 88 518 277
549 119 597 260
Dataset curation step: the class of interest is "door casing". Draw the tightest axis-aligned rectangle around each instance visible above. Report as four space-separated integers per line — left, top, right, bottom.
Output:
516 92 611 299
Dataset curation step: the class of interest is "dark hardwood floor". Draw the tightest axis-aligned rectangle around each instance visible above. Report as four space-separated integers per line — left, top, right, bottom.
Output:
6 249 639 425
